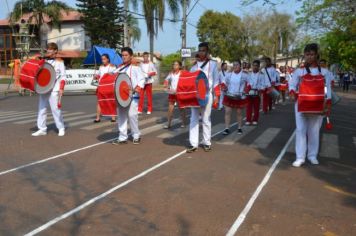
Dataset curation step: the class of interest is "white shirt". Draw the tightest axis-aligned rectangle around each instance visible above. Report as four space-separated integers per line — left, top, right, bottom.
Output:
140 62 157 84
190 60 219 92
247 71 266 90
165 71 181 92
263 66 280 87
46 58 65 92
219 70 230 85
114 64 145 89
289 67 332 100
225 71 249 95
95 64 116 81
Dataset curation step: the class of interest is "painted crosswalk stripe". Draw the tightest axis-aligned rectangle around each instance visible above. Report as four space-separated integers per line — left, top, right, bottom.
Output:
319 133 340 159
250 128 281 149
103 116 162 133
0 111 22 116
13 111 74 124
141 118 181 135
157 126 188 139
0 111 35 118
0 113 39 123
217 126 256 145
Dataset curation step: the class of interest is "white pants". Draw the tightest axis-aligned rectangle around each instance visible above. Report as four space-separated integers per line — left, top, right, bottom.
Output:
37 91 64 131
189 93 213 147
117 99 140 141
294 103 323 161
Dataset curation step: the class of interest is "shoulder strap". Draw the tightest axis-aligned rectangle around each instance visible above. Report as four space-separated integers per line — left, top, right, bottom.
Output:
305 66 311 74
222 70 225 77
265 68 272 83
119 63 131 72
200 59 210 69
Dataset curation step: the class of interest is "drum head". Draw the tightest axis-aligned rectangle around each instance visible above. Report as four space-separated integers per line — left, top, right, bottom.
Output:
35 62 56 94
115 73 133 108
196 71 209 106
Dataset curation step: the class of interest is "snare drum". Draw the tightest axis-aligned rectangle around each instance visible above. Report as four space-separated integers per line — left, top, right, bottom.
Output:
223 92 247 108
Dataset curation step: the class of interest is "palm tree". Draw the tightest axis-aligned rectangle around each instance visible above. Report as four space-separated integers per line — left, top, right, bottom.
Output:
10 0 71 47
127 15 141 47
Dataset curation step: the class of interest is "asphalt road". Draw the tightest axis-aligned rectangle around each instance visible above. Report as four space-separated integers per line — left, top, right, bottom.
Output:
0 89 355 236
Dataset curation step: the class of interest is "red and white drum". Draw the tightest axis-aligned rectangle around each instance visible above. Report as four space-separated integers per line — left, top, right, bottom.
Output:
97 73 118 116
97 73 133 116
298 73 326 114
279 83 288 91
176 70 209 108
20 59 56 94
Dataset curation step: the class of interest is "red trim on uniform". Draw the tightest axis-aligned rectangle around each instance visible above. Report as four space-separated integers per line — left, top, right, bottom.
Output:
214 85 221 97
148 72 157 76
60 80 66 90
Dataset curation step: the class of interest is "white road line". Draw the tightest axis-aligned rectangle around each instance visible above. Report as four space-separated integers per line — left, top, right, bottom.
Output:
13 111 78 124
0 117 174 177
24 123 237 236
0 111 27 117
250 128 281 149
64 114 95 122
226 130 296 236
103 116 162 133
319 133 340 159
217 126 256 145
157 127 188 139
0 114 38 123
0 111 36 119
0 138 117 177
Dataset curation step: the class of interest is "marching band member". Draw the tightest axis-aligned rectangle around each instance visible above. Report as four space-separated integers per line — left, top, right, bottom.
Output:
112 47 145 145
262 57 280 113
221 60 249 135
245 60 265 126
139 52 157 115
187 42 220 153
93 54 116 123
218 62 229 110
163 60 186 129
289 43 332 167
279 66 291 104
32 42 66 137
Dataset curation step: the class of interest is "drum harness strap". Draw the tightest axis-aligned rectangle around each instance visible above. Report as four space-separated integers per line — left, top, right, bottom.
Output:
304 65 327 98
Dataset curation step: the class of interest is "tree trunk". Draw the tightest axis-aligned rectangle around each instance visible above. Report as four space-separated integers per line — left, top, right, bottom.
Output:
149 31 154 61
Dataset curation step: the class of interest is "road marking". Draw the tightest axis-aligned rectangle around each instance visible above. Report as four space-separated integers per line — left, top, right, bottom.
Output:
157 126 188 139
13 111 76 124
103 116 163 133
0 114 38 123
217 126 256 145
24 123 236 236
0 111 36 119
0 111 30 117
63 114 95 123
0 117 171 177
324 185 356 199
353 137 356 148
250 128 281 149
0 138 117 177
319 134 340 159
81 120 117 130
226 130 296 236
140 118 180 135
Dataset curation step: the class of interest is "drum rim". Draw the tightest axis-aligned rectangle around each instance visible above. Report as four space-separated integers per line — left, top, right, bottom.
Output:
35 62 56 94
196 71 209 106
115 72 133 108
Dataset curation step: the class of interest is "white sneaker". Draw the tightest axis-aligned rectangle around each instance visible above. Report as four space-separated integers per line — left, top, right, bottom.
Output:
245 122 251 126
252 121 258 125
308 158 319 165
32 130 47 137
147 111 151 115
292 159 305 167
58 128 65 137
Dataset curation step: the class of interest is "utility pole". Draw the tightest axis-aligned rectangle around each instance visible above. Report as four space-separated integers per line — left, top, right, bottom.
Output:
181 0 187 67
123 0 129 47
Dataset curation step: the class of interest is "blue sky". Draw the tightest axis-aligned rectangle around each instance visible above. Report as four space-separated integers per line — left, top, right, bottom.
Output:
1 0 302 55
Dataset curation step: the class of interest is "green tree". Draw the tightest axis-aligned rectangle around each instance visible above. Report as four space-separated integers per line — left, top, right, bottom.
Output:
76 0 123 48
196 10 247 61
10 0 71 46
